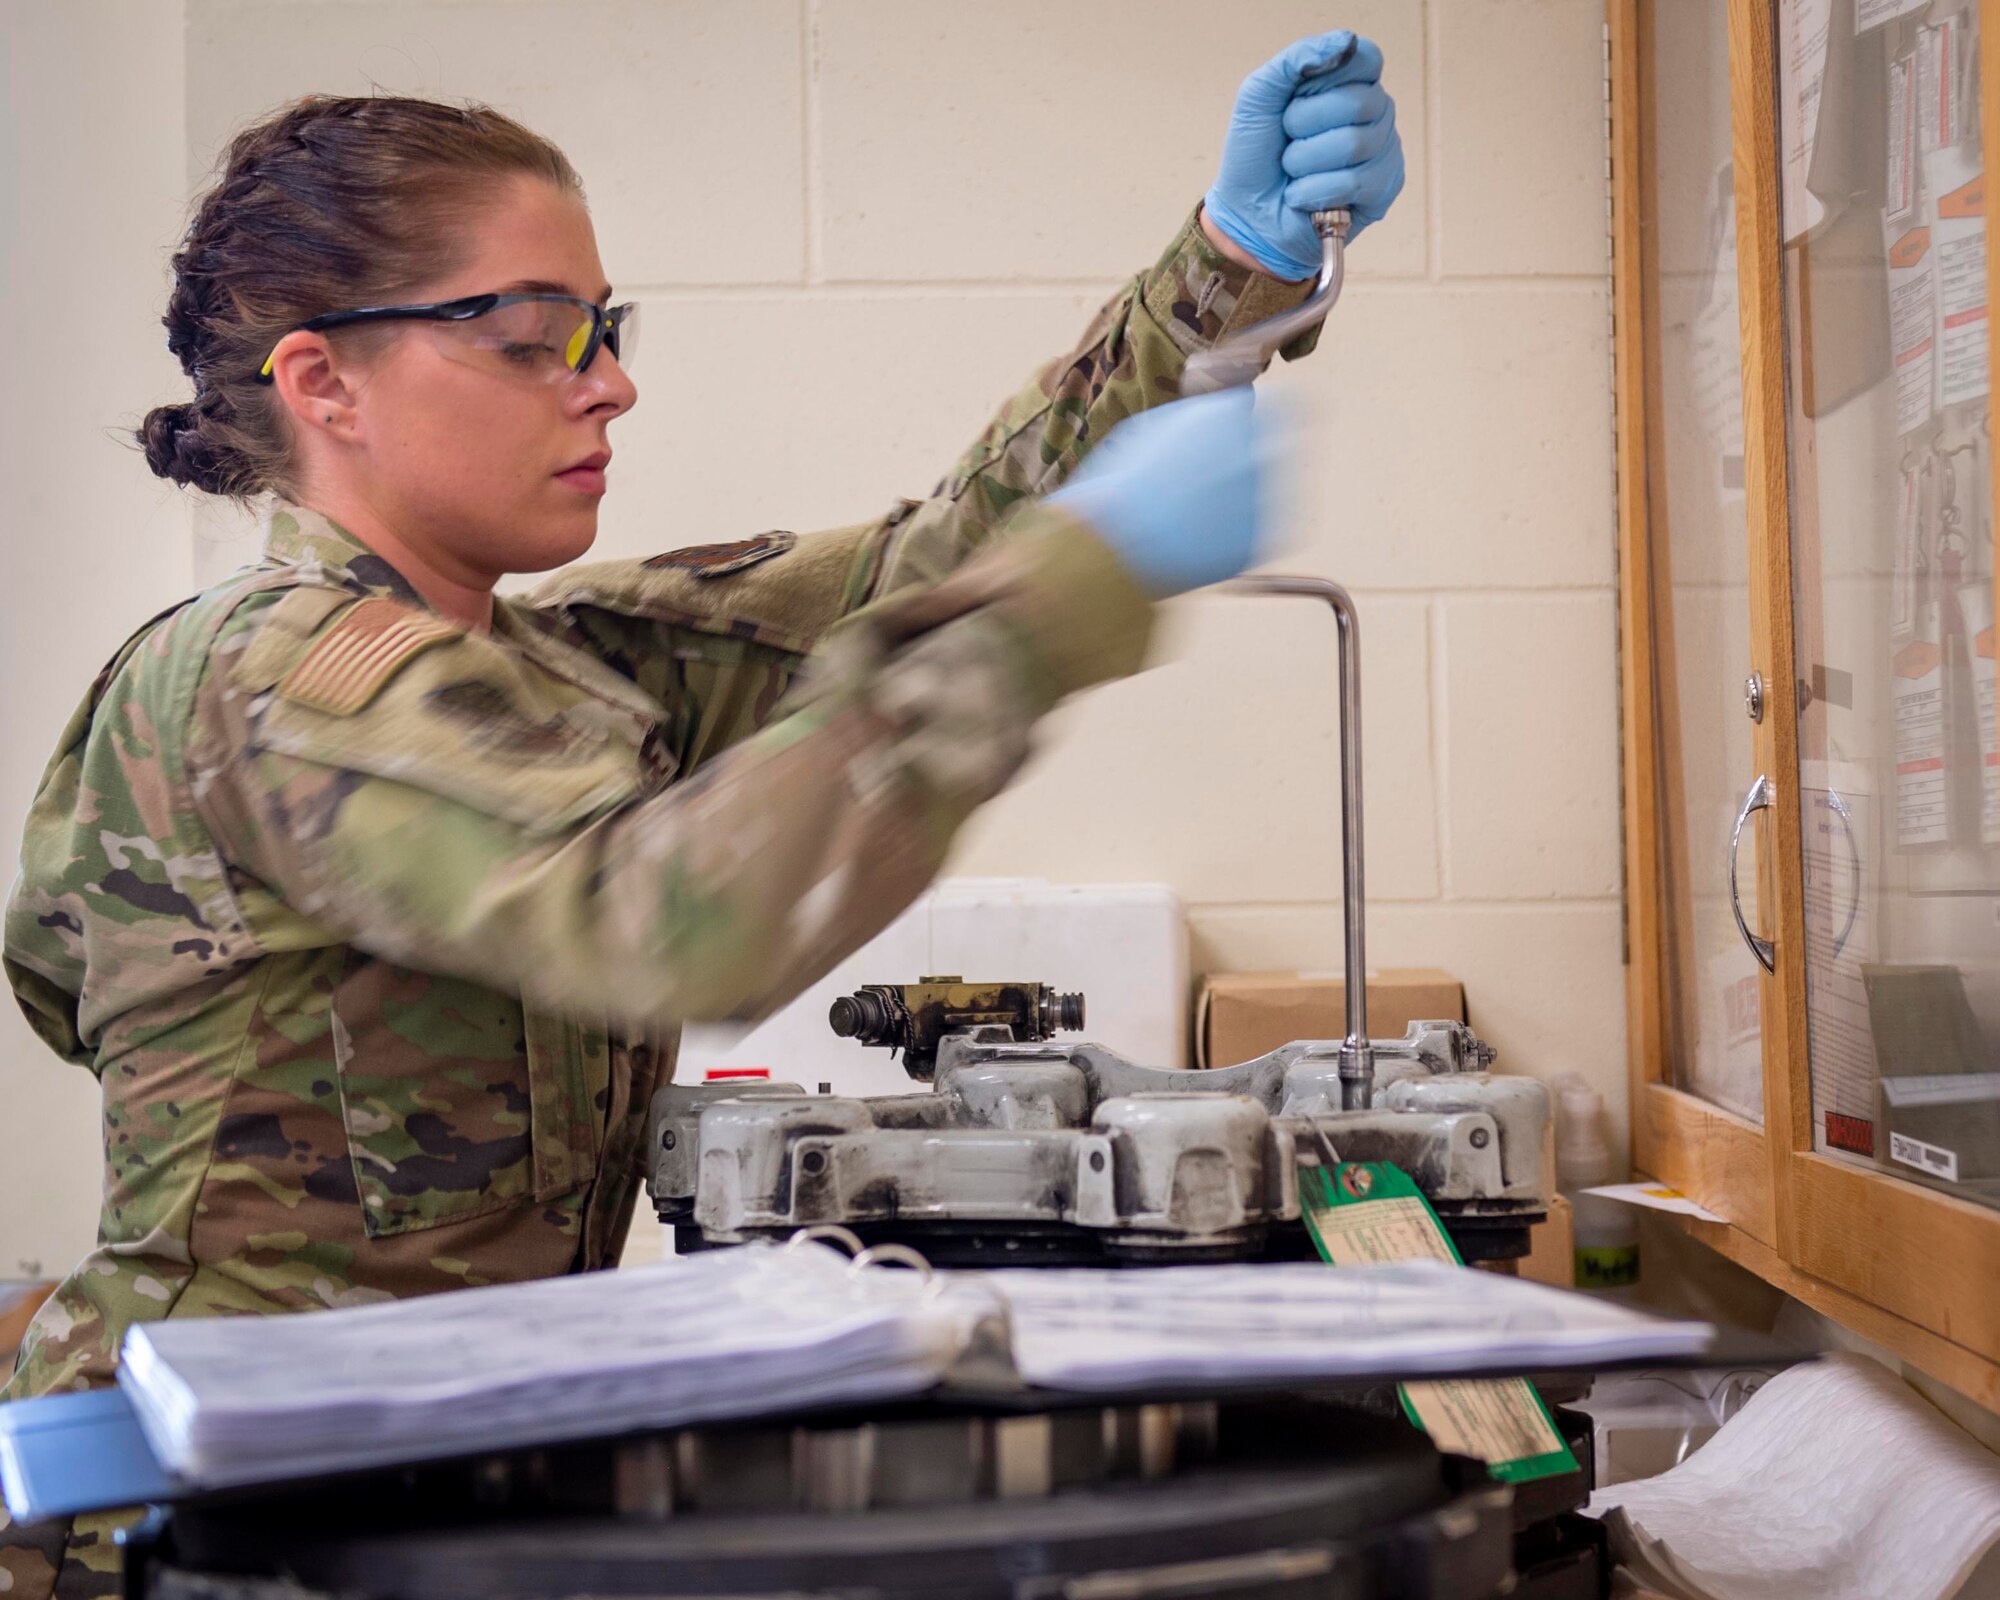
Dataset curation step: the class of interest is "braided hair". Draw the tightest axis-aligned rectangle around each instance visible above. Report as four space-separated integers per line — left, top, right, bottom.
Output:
140 95 582 499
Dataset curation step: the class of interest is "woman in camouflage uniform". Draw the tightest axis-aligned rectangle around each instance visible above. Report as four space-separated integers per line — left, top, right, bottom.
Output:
2 32 1402 1593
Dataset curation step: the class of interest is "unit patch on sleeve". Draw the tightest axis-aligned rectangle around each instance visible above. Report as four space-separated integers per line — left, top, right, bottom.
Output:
277 596 461 717
640 531 797 578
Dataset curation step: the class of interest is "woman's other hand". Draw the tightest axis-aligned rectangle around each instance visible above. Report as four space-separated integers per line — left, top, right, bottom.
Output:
1048 390 1281 598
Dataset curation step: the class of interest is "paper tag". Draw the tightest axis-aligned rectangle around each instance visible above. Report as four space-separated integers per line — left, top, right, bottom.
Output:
1980 655 1999 845
1398 1378 1581 1480
1886 56 1918 225
1801 780 1883 1154
1962 579 1999 844
1857 0 1928 33
1935 218 1988 408
1300 1162 1578 1484
1582 1182 1727 1224
1893 465 1924 635
1885 220 1937 433
1919 18 1961 152
1928 146 1988 410
1894 608 1950 848
1890 1131 1962 1183
1691 163 1745 482
1301 1163 1460 1264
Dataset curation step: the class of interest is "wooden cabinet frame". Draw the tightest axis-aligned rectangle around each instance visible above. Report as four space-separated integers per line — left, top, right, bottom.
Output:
1612 0 2000 1410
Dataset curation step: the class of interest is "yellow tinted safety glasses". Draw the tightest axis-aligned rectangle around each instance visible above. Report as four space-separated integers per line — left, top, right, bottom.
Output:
256 293 637 386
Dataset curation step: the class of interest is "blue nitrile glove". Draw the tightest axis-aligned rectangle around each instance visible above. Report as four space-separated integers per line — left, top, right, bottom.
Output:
1048 390 1273 599
1203 30 1406 280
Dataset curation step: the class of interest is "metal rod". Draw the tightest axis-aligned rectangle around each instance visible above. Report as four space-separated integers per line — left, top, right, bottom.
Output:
1181 209 1351 396
1224 575 1373 1109
1189 190 1366 1102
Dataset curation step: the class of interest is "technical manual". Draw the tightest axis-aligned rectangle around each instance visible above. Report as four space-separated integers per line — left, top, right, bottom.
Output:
46 1241 1720 1499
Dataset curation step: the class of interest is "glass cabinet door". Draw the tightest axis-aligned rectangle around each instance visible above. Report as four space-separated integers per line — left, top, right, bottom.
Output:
1776 0 1999 1211
1644 0 1770 1124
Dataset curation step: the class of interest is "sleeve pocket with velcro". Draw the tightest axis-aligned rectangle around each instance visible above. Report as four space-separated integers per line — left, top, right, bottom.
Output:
250 597 651 837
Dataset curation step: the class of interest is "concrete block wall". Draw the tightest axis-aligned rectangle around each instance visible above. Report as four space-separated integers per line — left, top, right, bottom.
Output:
2 2 197 1277
1 0 1622 1275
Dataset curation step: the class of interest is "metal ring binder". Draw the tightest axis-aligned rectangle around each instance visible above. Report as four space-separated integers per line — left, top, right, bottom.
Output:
850 1243 937 1282
784 1224 867 1258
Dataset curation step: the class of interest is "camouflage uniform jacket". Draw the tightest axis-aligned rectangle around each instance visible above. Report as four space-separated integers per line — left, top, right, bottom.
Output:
0 211 1313 1592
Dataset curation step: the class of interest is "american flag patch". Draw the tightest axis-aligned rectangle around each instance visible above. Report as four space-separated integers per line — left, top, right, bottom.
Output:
278 597 460 716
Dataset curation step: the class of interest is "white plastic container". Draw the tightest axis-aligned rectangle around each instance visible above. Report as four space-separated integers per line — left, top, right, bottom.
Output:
1553 1073 1640 1296
677 879 1189 1098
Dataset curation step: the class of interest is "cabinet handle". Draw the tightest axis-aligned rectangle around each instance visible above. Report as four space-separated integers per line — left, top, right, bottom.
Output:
1728 774 1777 975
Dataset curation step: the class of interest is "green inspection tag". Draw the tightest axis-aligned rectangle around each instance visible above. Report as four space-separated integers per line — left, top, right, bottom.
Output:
1300 1161 1580 1485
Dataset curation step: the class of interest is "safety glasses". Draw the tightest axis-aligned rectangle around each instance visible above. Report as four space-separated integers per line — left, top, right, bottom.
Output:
256 293 638 386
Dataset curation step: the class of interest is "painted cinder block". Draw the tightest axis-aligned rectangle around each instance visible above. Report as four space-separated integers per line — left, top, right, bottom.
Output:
813 0 1427 283
584 287 1116 563
1443 591 1622 899
4 0 197 1279
1266 284 1615 592
1435 0 1612 278
186 0 808 286
948 591 1441 904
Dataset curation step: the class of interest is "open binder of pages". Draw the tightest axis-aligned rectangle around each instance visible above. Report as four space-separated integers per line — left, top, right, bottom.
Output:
3 1241 1718 1520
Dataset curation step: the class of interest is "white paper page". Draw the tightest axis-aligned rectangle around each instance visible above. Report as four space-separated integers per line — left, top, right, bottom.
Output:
1694 945 1766 1124
1929 142 1989 410
1966 580 1999 844
1894 622 1951 848
1779 0 1833 242
1691 166 1746 483
982 1261 1714 1391
1918 16 1965 155
120 1255 1722 1493
1886 54 1918 225
1581 1183 1727 1223
1590 1354 2000 1600
120 1243 980 1487
1885 213 1937 434
1800 773 1881 1169
1893 464 1924 636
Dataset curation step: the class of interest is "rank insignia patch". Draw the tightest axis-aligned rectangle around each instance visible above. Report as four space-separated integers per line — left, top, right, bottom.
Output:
641 531 796 578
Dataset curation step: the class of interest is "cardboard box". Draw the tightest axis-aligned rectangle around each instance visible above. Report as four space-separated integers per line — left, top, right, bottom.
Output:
1195 969 1467 1069
1520 1194 1576 1289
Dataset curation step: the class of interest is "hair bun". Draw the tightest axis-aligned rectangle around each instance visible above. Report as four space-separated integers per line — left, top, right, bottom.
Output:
138 400 232 493
139 401 198 482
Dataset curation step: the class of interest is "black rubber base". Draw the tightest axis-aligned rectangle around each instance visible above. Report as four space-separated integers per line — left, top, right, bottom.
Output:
672 1211 1539 1268
127 1402 1571 1600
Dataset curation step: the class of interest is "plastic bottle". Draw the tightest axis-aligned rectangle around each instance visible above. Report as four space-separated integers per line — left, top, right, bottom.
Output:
1553 1073 1640 1296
